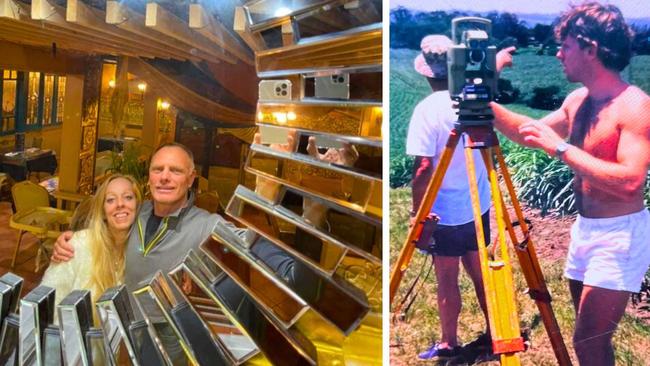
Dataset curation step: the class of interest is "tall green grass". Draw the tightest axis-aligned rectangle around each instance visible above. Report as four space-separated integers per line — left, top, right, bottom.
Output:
390 48 650 215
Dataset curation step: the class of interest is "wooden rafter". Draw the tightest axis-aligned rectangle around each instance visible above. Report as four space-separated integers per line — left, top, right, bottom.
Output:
233 6 266 53
105 0 211 62
188 3 253 66
26 0 171 59
145 2 236 65
66 0 192 62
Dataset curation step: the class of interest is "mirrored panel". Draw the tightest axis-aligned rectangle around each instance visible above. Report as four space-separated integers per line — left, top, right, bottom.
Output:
57 290 93 366
96 286 138 365
256 101 382 139
256 128 382 178
0 283 12 326
209 274 317 365
0 273 23 314
278 187 381 263
85 328 112 366
131 274 197 366
168 251 259 365
246 144 381 214
255 23 381 76
42 326 62 366
203 228 369 335
244 0 341 29
226 186 348 274
144 273 230 366
201 224 308 328
19 285 55 366
127 320 167 366
0 313 19 365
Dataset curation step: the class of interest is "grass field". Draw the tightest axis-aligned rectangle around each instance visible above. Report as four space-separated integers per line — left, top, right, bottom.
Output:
389 49 650 364
389 47 650 187
390 189 650 365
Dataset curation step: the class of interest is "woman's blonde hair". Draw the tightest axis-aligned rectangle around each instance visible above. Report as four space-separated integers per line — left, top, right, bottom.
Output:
86 174 142 302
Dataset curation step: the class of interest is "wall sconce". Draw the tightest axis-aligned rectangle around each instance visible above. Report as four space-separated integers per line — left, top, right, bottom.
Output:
137 83 147 92
160 101 170 110
108 80 116 88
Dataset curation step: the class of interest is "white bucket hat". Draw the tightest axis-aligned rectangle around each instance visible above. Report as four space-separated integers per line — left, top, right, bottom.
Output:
414 35 453 78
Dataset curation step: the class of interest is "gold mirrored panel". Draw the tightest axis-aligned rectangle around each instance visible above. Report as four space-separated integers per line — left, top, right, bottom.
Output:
175 249 317 365
244 0 341 30
278 186 381 264
202 225 370 335
168 251 259 365
209 274 317 365
255 127 382 179
246 144 381 214
256 101 382 139
255 23 381 76
131 275 197 366
227 186 348 274
198 229 308 328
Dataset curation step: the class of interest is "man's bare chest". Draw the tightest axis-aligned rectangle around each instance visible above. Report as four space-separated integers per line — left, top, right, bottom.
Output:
569 101 621 161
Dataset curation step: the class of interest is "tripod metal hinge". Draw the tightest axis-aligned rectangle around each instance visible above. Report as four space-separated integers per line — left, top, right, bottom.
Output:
527 289 552 303
492 337 526 355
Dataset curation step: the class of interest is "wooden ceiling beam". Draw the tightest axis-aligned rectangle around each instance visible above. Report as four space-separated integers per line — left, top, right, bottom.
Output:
105 1 210 63
0 18 134 57
0 23 129 60
188 3 253 66
0 0 19 19
65 0 189 62
28 0 166 59
30 0 175 59
145 2 236 64
233 6 266 53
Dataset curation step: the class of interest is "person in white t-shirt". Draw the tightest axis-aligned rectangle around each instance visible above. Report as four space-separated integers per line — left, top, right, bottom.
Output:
406 34 514 362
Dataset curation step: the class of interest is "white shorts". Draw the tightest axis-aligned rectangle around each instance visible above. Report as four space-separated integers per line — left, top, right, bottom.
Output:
564 209 650 293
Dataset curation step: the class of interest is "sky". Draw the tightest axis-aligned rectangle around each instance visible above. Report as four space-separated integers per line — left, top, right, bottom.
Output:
390 0 650 19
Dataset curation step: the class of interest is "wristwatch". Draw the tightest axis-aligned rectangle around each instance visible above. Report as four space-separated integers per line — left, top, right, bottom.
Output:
555 141 570 159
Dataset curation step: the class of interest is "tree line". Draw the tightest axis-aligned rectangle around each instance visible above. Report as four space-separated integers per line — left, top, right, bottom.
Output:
390 7 650 54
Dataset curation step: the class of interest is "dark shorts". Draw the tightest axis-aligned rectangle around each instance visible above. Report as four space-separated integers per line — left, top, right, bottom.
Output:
430 211 490 257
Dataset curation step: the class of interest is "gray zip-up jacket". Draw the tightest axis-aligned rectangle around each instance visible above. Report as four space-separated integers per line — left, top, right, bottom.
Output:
124 193 240 296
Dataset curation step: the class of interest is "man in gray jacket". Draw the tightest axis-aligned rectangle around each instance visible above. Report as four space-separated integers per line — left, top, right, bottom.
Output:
51 142 239 292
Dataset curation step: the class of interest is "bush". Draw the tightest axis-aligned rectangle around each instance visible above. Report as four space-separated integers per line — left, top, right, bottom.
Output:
495 78 521 104
528 85 563 110
390 154 413 188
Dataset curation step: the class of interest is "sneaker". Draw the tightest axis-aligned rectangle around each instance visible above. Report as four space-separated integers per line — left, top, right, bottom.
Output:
418 342 462 361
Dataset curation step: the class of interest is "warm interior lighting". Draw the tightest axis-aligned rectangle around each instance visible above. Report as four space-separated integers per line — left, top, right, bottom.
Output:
137 83 147 92
160 101 170 110
108 79 116 88
286 111 297 121
272 112 287 124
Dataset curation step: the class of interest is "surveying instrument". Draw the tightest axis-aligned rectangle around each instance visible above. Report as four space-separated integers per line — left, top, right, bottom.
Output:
389 18 572 366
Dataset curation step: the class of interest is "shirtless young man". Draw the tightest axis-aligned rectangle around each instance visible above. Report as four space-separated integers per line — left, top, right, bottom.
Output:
491 3 650 365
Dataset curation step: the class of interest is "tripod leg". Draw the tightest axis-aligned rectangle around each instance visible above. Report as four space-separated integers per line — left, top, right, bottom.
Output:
389 131 461 303
493 147 573 366
470 147 523 366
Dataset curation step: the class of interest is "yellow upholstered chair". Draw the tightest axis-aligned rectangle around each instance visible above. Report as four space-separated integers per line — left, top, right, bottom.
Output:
9 181 71 271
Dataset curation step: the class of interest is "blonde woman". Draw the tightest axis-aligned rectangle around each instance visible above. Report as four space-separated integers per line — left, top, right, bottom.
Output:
41 174 142 313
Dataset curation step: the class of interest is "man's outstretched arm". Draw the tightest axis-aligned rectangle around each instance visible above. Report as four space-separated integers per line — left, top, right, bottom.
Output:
50 231 75 263
491 101 570 146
